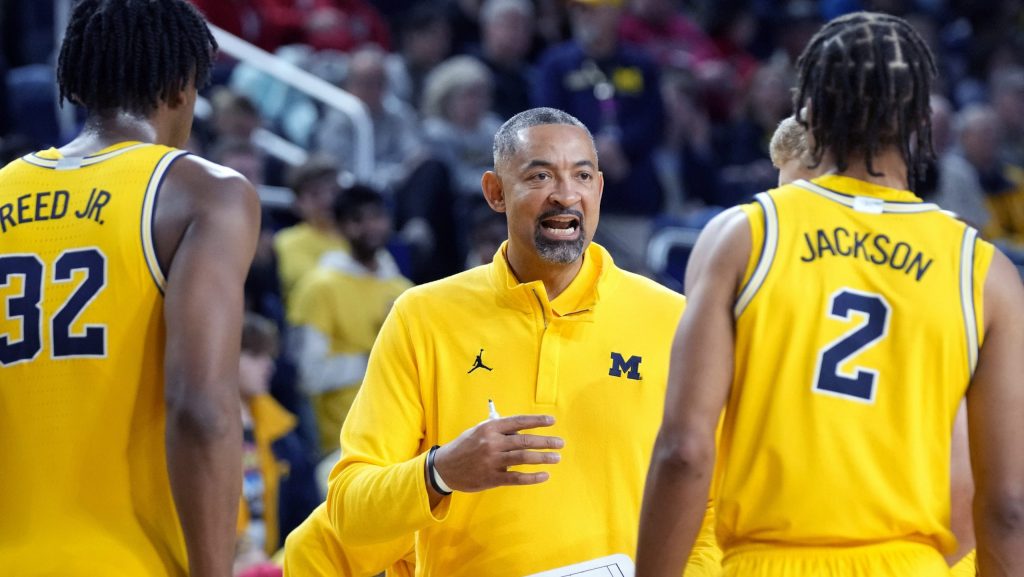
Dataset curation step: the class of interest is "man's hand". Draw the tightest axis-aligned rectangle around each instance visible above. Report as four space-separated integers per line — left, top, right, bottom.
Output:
433 415 563 492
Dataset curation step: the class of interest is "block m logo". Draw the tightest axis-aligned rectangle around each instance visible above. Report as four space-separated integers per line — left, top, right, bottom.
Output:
608 352 642 381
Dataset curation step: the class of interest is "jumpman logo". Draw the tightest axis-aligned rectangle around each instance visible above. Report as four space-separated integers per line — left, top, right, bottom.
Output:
468 349 493 373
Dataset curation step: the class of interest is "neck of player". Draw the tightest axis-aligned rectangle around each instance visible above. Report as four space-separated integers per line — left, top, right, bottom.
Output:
829 147 912 192
505 241 584 302
60 110 184 157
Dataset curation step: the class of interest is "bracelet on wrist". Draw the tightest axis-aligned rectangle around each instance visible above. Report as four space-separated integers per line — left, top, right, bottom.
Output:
427 445 453 496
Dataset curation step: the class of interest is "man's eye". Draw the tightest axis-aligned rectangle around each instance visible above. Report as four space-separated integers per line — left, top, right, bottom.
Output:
578 172 593 181
531 173 551 181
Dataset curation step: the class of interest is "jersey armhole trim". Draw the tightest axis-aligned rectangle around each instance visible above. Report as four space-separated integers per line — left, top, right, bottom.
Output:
734 192 778 318
959 227 980 377
141 150 189 294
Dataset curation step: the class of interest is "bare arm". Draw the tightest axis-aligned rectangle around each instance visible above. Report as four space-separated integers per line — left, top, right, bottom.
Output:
969 249 1024 577
157 157 261 577
636 209 750 577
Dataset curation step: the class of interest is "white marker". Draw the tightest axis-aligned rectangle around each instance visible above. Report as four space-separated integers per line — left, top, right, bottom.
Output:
488 398 500 420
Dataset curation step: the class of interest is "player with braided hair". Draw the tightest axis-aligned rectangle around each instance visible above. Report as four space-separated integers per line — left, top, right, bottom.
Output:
57 0 218 117
793 12 937 192
0 1 260 576
637 11 1024 577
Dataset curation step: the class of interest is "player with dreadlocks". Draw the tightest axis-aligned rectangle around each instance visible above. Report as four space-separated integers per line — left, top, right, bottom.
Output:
637 11 1024 577
0 1 259 576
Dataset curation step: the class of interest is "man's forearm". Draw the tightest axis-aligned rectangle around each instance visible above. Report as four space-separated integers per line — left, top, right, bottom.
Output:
636 436 715 577
166 403 242 577
329 453 446 546
976 498 1024 577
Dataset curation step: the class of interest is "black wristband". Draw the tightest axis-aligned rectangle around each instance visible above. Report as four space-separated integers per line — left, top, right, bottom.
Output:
426 445 453 496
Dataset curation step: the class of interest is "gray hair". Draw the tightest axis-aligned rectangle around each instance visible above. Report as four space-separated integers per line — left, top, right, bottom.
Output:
480 0 534 23
421 55 493 119
492 107 594 169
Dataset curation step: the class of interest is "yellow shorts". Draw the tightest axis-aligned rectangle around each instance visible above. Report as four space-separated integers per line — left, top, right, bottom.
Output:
685 501 723 577
949 549 976 577
722 542 949 577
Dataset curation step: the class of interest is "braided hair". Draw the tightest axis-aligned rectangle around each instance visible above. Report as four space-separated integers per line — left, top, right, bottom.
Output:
793 12 936 190
57 0 217 117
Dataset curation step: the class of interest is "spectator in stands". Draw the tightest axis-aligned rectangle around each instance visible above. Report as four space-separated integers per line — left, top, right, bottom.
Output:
421 55 503 199
289 185 412 455
957 104 1024 245
773 1 822 65
189 0 390 53
303 0 392 53
235 313 296 577
314 45 460 283
465 204 508 268
990 66 1024 167
390 3 453 109
657 67 722 217
316 46 425 194
212 88 262 142
618 0 718 70
931 93 955 156
534 0 572 53
273 157 347 302
704 0 760 86
712 59 793 206
471 0 536 120
210 137 267 190
209 88 288 186
445 0 484 55
532 0 664 270
931 95 993 231
420 55 503 262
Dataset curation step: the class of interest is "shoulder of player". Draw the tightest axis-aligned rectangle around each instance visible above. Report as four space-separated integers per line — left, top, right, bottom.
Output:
682 205 751 293
982 247 1024 334
162 153 259 214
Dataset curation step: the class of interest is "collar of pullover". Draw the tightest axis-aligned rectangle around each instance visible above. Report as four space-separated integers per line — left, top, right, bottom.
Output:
488 241 619 320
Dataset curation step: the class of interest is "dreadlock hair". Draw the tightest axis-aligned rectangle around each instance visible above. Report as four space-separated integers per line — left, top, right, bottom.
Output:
57 0 217 117
793 12 936 191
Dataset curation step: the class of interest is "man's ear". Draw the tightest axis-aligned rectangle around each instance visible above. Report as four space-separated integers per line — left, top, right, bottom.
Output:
481 171 506 212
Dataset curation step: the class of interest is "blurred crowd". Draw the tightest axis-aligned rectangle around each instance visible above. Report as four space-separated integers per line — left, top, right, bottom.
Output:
2 0 1024 572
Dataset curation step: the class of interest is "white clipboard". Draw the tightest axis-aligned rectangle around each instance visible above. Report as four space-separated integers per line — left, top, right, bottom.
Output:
525 553 635 577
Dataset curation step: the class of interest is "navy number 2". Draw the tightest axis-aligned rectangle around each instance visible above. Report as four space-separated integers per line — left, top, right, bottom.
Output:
813 289 891 403
0 248 107 366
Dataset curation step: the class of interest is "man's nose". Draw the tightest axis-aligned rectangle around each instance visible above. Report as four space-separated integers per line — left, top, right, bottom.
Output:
549 177 582 207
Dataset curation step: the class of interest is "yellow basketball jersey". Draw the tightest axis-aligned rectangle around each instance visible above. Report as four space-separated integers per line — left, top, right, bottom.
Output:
0 142 189 575
718 175 993 557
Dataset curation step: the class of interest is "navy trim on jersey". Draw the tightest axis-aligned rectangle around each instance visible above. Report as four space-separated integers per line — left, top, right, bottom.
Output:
140 150 189 295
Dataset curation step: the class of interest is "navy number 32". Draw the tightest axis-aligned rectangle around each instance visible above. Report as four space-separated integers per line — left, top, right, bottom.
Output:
814 289 891 403
0 248 107 366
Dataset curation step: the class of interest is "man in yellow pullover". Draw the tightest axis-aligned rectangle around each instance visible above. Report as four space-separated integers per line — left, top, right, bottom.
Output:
299 108 718 576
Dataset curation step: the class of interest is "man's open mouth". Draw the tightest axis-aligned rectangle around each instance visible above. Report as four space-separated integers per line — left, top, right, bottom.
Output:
539 215 581 238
